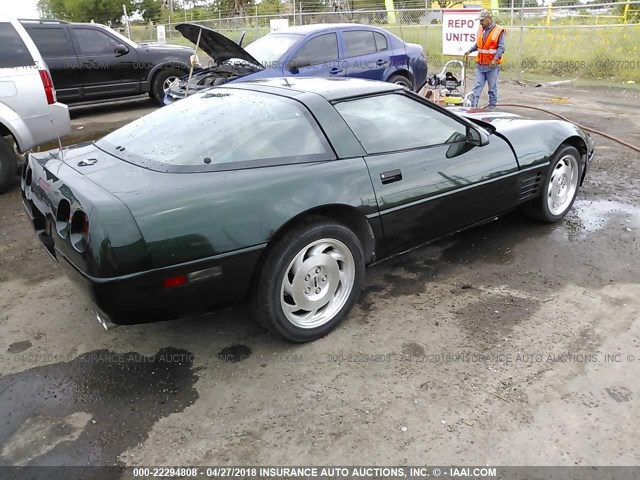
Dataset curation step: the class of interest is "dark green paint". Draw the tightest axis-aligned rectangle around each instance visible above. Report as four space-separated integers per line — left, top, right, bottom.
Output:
22 78 593 325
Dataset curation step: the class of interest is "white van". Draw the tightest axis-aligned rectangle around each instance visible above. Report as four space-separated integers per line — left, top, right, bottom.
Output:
0 18 70 192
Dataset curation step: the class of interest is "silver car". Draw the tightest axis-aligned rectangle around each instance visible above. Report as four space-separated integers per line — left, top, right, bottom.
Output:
0 18 70 193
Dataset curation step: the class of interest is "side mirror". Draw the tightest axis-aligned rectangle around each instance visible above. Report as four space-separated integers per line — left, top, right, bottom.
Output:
466 125 490 147
114 44 129 56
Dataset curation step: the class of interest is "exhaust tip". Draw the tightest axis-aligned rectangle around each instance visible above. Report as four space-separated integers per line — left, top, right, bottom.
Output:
95 310 118 331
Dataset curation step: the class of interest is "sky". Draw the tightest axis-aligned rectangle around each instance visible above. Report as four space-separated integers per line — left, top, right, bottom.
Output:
2 0 40 19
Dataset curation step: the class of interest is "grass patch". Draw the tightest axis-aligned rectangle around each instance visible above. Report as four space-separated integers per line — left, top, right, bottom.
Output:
134 20 640 83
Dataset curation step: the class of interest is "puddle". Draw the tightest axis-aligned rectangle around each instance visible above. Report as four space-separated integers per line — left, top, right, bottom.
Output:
0 347 199 467
558 199 640 241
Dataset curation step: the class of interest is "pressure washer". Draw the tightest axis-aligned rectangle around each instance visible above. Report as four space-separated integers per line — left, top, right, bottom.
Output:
421 59 473 107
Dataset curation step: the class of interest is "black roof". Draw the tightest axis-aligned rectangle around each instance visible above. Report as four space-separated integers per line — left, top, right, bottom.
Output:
224 77 403 102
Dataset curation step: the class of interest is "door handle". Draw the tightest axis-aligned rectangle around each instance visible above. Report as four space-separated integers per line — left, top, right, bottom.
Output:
376 59 387 66
329 68 343 75
380 169 402 184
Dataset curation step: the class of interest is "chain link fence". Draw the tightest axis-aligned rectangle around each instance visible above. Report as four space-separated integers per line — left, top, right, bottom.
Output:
120 1 640 84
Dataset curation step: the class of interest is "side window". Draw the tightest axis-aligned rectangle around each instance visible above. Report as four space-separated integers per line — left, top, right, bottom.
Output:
0 23 34 68
374 32 388 52
335 94 468 154
26 27 75 57
293 33 338 66
72 28 119 55
343 31 376 57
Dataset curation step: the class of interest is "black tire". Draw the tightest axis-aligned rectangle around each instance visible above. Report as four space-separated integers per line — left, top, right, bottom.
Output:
0 136 18 194
150 68 186 105
523 145 582 223
388 74 412 89
253 216 365 343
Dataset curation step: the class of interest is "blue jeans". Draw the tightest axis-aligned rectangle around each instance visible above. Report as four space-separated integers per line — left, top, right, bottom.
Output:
470 65 499 107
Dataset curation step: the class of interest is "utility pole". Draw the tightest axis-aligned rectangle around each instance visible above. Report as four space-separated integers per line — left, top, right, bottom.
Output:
122 4 131 39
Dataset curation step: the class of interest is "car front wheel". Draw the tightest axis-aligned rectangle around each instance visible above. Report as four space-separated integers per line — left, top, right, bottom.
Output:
523 145 582 222
151 68 185 105
253 217 365 342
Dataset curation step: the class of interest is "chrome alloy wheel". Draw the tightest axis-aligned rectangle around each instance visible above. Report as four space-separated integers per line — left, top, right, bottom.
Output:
280 238 355 329
163 76 180 92
547 154 579 216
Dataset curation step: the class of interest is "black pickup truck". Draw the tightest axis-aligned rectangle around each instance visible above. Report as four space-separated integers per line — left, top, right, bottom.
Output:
21 19 196 105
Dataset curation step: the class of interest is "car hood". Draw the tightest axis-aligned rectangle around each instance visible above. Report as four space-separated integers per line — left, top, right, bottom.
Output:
137 42 194 54
176 23 262 66
455 108 549 135
455 108 521 124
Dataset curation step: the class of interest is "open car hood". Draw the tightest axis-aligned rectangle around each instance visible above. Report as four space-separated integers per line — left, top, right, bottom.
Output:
176 23 262 66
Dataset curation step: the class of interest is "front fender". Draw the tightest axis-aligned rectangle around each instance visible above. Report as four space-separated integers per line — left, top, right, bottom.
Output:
482 118 591 169
458 114 593 168
0 102 32 151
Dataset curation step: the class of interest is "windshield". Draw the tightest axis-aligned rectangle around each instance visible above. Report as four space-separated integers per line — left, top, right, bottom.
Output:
245 33 303 66
95 88 332 172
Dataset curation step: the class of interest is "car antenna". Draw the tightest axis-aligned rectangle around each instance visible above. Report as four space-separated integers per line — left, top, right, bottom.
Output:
49 118 65 160
185 26 203 98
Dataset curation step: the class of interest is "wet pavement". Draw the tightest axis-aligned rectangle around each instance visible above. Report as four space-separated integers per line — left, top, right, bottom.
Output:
0 82 639 469
0 348 199 467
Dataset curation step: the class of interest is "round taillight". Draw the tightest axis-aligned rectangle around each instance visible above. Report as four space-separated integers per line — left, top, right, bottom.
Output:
70 211 89 252
56 200 71 238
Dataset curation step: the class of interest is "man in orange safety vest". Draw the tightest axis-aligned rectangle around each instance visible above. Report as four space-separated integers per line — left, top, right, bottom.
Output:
464 9 506 108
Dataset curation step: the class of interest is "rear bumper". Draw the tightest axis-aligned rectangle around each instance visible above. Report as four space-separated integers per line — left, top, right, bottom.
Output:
48 102 71 138
55 245 263 325
20 102 70 151
9 102 70 152
21 189 264 326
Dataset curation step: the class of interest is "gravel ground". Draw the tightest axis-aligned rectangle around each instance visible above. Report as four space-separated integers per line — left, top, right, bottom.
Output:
0 81 639 470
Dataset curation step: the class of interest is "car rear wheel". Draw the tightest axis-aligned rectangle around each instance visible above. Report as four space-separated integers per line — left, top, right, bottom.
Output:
0 136 17 194
388 74 412 89
253 217 365 342
151 68 185 105
523 145 582 222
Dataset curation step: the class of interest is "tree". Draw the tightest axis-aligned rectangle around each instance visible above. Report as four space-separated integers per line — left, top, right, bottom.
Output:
133 0 163 21
37 0 135 24
256 0 284 16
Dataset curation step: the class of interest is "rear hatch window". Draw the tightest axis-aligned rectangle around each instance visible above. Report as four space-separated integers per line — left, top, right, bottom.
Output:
0 22 35 68
95 88 335 173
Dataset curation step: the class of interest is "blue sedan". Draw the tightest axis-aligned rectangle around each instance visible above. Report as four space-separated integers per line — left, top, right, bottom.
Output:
164 23 427 103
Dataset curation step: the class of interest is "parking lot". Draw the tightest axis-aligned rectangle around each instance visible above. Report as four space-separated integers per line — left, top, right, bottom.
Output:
1 80 639 468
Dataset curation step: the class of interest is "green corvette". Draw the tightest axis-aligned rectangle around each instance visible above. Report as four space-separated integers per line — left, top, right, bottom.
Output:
21 77 594 342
